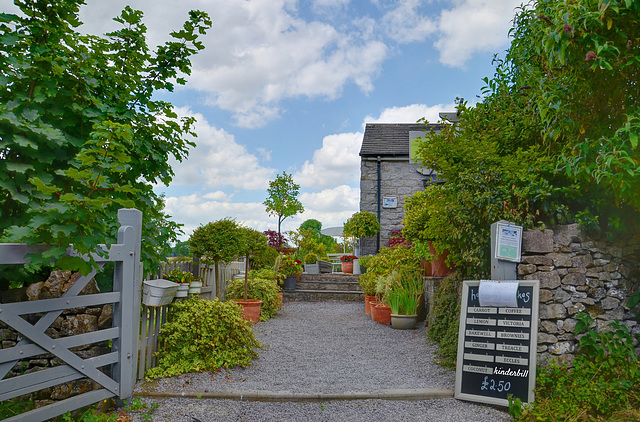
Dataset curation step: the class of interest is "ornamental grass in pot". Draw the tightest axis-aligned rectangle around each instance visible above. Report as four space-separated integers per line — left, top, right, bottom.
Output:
386 269 423 330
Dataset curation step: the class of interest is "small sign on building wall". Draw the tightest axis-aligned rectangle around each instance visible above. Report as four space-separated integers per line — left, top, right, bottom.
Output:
382 196 398 208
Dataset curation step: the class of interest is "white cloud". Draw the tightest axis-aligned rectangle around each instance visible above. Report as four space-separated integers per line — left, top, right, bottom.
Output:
294 133 362 189
166 107 275 191
295 185 360 228
381 0 437 43
164 194 269 240
434 0 521 67
364 103 458 125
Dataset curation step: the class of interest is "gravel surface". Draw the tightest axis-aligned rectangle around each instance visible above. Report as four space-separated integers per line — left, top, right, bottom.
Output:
133 301 511 421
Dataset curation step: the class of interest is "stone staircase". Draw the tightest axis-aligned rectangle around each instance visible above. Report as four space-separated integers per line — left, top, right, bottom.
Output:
283 273 363 302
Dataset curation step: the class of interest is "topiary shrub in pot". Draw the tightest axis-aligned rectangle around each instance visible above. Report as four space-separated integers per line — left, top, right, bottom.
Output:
226 276 280 322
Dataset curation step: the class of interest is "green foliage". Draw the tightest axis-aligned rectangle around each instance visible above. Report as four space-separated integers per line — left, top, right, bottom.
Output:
249 242 279 270
189 218 243 266
163 268 193 284
343 210 380 239
146 297 262 378
426 274 461 369
278 253 302 278
357 246 420 299
304 252 318 264
0 1 211 277
512 312 640 421
289 228 328 259
263 171 304 241
385 268 423 315
0 397 34 420
406 0 640 277
226 277 281 321
170 241 192 258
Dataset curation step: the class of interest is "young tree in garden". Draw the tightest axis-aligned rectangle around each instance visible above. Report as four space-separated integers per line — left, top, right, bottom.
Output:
189 218 243 298
263 171 304 247
238 227 269 301
0 1 211 277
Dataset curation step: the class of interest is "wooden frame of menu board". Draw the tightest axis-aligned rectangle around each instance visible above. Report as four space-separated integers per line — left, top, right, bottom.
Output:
455 280 539 407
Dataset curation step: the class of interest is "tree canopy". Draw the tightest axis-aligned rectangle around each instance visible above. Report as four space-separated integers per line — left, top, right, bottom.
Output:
404 0 640 277
263 171 304 245
0 1 211 276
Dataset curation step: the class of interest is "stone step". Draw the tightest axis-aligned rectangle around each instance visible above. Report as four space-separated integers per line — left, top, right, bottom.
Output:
283 289 364 302
300 273 361 283
295 280 361 292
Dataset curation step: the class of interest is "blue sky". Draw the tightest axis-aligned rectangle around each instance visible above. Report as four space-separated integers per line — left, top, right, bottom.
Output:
3 0 524 240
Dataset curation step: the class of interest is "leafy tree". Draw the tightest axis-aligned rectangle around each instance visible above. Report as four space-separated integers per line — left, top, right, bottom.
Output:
263 171 304 247
343 210 380 256
189 218 243 297
0 1 211 276
406 0 640 277
237 227 269 301
170 240 191 258
299 219 322 233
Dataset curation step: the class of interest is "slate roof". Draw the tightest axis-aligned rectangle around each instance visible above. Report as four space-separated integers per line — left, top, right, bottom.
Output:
360 123 441 157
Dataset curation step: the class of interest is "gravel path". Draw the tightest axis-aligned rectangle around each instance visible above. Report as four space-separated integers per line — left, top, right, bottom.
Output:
133 301 511 421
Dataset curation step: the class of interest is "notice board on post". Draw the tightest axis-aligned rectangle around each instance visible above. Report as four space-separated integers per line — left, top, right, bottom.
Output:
455 280 539 407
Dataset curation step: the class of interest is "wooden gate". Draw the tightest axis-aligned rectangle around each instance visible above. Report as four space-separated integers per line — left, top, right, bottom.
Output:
0 209 142 421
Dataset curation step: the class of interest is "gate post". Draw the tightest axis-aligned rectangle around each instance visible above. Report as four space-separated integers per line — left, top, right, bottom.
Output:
116 209 142 398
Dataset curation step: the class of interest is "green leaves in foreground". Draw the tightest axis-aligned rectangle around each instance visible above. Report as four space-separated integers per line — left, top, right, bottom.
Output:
145 298 263 379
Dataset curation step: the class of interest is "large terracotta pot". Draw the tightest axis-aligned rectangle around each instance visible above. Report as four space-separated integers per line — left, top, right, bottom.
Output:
341 261 353 274
427 241 453 277
370 299 378 321
364 295 375 315
232 299 262 324
375 304 391 325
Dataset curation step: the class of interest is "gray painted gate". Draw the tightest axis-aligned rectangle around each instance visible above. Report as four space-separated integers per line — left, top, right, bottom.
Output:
0 209 142 421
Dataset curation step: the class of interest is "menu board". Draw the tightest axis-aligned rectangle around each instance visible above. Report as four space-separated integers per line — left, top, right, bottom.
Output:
455 280 539 407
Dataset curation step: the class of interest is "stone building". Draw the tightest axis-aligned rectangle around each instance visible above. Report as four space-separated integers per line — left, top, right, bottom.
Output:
358 122 442 256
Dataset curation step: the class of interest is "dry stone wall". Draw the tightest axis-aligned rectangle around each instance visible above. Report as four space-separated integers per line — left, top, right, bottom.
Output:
0 270 112 407
518 224 640 366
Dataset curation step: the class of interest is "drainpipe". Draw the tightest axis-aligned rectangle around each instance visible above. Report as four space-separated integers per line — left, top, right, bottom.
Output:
376 156 381 253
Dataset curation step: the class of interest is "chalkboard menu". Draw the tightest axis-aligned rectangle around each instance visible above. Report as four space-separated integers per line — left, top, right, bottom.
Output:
455 280 539 407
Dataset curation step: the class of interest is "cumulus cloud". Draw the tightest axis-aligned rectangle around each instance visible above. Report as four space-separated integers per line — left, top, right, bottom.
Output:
364 103 458 125
295 185 361 228
434 0 522 67
294 133 362 189
164 194 269 240
165 107 275 191
381 0 437 43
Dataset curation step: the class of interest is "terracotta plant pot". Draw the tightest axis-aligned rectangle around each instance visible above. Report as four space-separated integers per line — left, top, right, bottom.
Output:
364 295 375 315
369 299 378 321
427 241 453 277
232 299 262 324
375 304 391 325
341 261 353 274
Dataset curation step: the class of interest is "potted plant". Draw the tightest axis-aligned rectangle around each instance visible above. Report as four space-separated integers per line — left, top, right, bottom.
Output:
163 268 193 298
358 272 377 315
340 254 357 274
373 274 392 325
226 274 280 322
386 269 423 330
304 252 319 274
343 211 381 271
231 227 269 323
280 253 302 290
